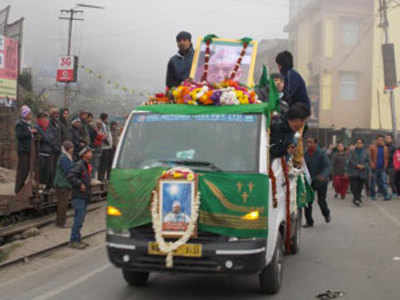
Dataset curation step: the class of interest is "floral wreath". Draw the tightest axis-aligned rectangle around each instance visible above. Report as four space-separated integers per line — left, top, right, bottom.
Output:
151 167 200 268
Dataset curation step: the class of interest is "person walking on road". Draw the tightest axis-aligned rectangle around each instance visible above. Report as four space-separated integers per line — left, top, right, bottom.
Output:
166 31 194 89
303 137 331 227
392 144 400 199
348 138 369 206
54 141 74 228
67 146 93 249
332 143 349 199
385 134 397 197
15 105 36 194
369 135 391 201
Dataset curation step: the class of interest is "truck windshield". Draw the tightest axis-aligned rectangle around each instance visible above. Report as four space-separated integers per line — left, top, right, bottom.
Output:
117 113 261 172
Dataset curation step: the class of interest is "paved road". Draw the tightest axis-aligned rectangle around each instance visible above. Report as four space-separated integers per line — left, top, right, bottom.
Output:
1 194 400 300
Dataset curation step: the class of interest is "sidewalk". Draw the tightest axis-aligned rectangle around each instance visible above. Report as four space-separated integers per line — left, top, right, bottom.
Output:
0 204 106 267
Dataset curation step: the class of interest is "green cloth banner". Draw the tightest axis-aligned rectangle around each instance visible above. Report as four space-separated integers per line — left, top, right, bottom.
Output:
198 172 269 238
296 175 315 208
107 168 269 238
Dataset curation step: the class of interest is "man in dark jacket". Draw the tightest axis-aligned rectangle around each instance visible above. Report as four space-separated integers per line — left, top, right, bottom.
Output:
304 137 332 227
275 51 311 113
369 135 391 200
348 138 369 206
166 31 194 89
49 108 62 186
270 102 310 161
59 107 71 142
69 118 86 161
15 105 36 194
67 146 93 249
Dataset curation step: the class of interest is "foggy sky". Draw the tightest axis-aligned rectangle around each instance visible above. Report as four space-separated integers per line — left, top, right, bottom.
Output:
3 0 288 92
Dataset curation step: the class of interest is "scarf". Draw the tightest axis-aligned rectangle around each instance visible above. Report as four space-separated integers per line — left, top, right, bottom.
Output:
61 146 73 162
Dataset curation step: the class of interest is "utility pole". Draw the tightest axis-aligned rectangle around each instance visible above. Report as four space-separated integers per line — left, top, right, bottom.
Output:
59 9 84 107
379 0 398 142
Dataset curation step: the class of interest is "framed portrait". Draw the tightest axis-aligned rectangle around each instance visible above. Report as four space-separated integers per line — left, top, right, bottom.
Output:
190 37 258 87
159 180 197 238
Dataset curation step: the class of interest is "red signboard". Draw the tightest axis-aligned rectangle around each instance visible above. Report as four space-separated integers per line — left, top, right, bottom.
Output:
0 34 18 105
56 56 78 82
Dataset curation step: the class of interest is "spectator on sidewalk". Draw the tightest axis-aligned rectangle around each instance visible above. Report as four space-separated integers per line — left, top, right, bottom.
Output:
304 137 332 227
59 108 71 142
35 112 55 191
332 143 349 199
15 105 36 194
69 118 86 161
49 108 62 187
79 111 90 146
110 121 120 165
91 120 106 180
369 135 391 201
385 134 397 197
67 146 93 250
348 138 369 206
54 141 74 228
98 113 113 181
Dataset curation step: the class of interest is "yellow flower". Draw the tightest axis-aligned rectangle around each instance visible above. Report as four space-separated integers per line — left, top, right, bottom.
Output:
187 173 194 181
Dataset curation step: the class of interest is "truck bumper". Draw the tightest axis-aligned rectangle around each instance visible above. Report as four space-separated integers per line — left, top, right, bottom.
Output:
106 234 266 274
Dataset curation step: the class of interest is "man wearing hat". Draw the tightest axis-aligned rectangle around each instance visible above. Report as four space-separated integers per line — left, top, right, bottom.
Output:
67 146 93 249
15 105 36 194
166 31 194 89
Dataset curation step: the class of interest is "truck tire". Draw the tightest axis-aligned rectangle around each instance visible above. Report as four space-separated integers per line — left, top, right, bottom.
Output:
122 269 149 286
290 211 301 255
259 235 283 294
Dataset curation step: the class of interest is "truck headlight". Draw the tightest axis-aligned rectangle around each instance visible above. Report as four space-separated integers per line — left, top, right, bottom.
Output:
107 206 122 216
241 210 259 221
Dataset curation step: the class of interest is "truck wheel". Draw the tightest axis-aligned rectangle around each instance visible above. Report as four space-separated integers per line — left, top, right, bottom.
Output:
259 236 283 294
290 212 301 255
122 269 149 286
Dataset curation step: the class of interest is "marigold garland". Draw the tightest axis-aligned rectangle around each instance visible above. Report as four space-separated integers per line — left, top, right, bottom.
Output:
268 168 278 208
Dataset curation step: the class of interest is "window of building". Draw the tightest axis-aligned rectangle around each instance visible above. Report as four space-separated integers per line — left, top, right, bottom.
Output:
312 22 322 57
342 19 360 46
339 72 358 101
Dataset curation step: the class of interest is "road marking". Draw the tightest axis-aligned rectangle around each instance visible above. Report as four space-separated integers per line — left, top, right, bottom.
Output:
0 243 105 289
32 263 111 300
372 202 400 228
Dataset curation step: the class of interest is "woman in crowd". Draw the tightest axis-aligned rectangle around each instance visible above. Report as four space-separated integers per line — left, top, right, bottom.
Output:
332 143 349 199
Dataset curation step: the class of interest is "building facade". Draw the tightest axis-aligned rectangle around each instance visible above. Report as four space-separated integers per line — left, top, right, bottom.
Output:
286 0 400 131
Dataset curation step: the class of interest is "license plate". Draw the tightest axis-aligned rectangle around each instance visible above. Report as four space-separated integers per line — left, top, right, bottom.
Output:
148 242 202 258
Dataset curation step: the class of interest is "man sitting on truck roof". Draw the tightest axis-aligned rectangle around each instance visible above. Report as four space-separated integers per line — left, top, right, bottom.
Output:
270 102 310 161
166 31 194 89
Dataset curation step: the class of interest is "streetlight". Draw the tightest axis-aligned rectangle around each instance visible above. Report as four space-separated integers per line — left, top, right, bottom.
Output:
76 3 105 10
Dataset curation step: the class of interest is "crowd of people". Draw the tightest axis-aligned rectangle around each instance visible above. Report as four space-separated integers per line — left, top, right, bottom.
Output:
15 105 121 249
327 134 400 206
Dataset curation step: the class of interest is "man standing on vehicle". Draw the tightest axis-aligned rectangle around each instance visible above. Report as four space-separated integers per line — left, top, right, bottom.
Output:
303 137 331 227
166 31 194 89
67 146 93 249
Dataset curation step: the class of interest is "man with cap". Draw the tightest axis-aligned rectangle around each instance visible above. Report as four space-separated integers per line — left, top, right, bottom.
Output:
275 50 311 113
164 201 191 223
67 146 93 249
166 31 194 89
15 105 36 194
69 118 86 161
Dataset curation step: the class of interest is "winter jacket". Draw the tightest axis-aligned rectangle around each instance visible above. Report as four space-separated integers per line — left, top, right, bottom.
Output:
166 47 194 88
101 121 113 150
393 149 400 170
54 152 73 189
15 120 32 154
69 126 86 160
369 144 389 170
304 146 331 182
386 143 395 169
332 152 348 176
67 159 92 200
59 108 71 142
49 118 62 154
347 148 369 179
281 69 311 111
269 117 295 161
35 125 55 155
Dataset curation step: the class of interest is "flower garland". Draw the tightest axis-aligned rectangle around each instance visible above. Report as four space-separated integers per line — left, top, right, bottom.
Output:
151 168 200 268
200 34 218 82
281 157 291 253
268 168 278 208
229 37 252 80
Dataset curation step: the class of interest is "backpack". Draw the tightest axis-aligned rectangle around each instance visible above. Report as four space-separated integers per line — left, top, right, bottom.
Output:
393 149 400 170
